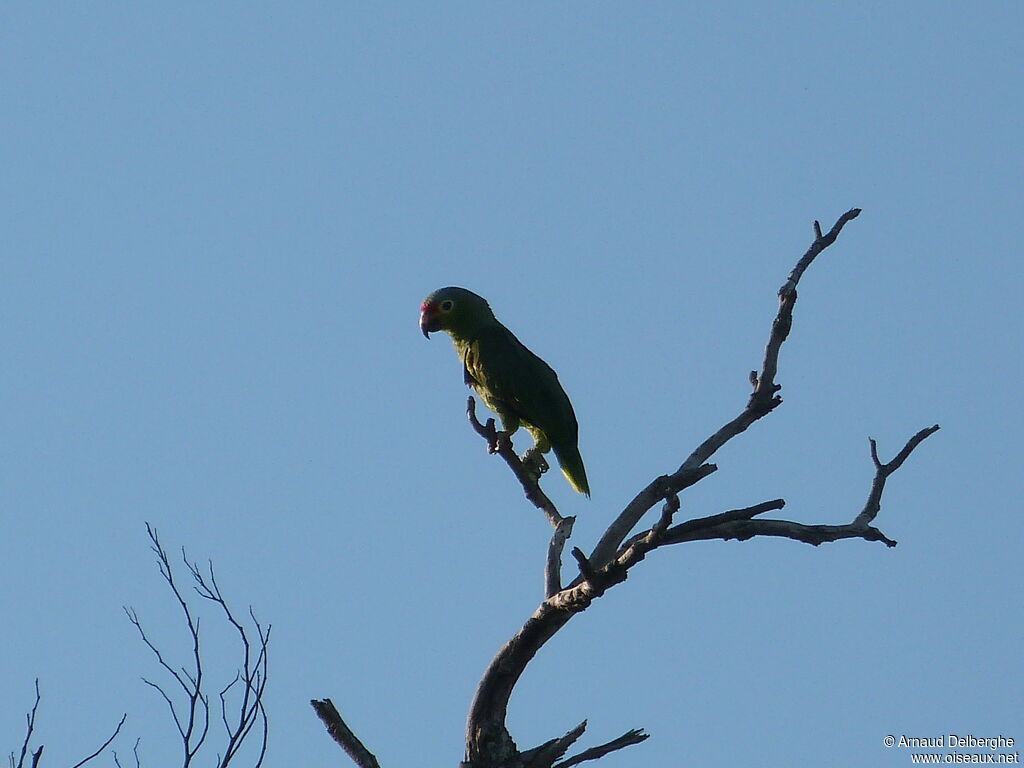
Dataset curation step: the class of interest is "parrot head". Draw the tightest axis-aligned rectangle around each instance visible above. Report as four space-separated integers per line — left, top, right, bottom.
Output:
420 286 494 339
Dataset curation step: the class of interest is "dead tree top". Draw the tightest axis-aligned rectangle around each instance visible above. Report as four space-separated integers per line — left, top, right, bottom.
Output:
313 208 939 768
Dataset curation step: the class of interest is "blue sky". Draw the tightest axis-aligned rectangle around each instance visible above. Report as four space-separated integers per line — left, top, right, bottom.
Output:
2 3 1021 767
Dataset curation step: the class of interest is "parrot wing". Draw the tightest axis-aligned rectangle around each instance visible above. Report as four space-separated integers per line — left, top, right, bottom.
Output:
462 322 579 446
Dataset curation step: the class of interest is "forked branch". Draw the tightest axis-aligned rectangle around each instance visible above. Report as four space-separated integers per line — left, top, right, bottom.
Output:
554 727 650 768
589 208 863 568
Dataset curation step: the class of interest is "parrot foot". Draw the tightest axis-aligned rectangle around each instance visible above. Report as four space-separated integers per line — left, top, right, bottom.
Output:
522 447 550 480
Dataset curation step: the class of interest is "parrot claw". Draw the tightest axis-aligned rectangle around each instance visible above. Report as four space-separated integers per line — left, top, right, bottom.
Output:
522 448 550 481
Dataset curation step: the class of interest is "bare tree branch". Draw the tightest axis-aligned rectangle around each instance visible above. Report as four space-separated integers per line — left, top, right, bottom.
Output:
463 483 685 768
468 395 579 601
544 517 575 598
553 728 650 768
127 524 269 768
589 208 863 568
462 449 927 766
856 425 941 528
468 397 566 529
11 530 267 768
188 560 271 767
126 526 210 766
8 682 125 768
521 720 586 768
112 738 142 768
625 498 785 549
10 680 41 768
310 700 381 768
69 714 127 768
655 427 940 548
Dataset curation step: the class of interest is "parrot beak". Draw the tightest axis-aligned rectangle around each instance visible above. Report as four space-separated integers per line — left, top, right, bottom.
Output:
420 304 440 338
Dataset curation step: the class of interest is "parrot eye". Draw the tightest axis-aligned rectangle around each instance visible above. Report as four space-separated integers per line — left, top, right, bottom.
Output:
440 300 454 312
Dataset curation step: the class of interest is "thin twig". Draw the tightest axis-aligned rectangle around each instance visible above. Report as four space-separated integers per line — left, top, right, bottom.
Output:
69 713 127 768
130 524 269 768
10 683 126 768
12 680 41 768
855 425 941 529
189 557 271 767
111 737 142 768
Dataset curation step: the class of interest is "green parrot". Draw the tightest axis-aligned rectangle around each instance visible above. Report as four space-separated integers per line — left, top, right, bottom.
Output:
420 286 590 497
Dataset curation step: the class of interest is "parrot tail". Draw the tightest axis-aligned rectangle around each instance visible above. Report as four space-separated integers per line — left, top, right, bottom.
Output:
553 442 590 497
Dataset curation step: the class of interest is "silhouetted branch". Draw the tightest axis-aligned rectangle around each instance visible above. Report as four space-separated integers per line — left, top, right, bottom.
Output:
469 396 578 600
127 524 269 768
590 208 863 568
521 720 586 768
112 738 142 768
189 562 270 767
554 728 650 768
463 482 688 765
650 427 939 548
544 517 576 598
309 700 381 768
10 680 41 768
8 681 125 768
856 425 941 529
70 714 127 768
